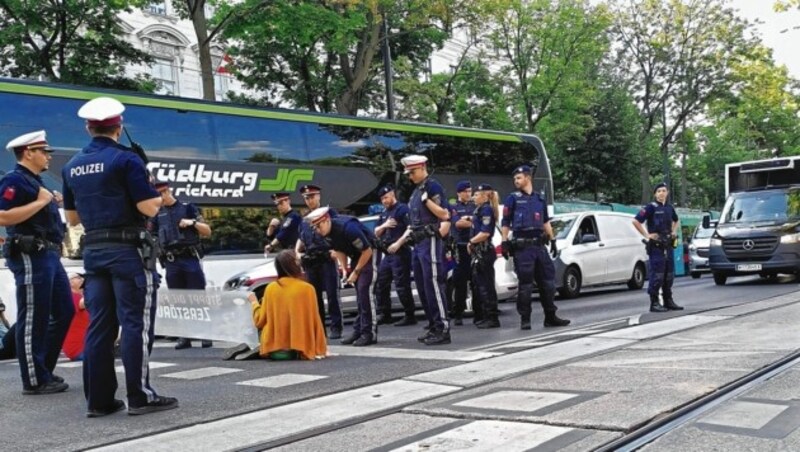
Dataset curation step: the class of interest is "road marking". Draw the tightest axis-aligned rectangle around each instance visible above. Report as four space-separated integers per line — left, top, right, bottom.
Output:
115 361 175 373
464 317 628 352
595 315 730 340
327 345 499 362
407 337 634 387
57 361 84 368
162 367 242 380
388 420 573 451
454 390 578 412
91 380 460 451
628 314 641 326
237 373 328 388
699 401 789 430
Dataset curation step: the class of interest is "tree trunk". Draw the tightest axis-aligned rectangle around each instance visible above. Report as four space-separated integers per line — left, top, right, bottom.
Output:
679 143 687 207
189 3 216 101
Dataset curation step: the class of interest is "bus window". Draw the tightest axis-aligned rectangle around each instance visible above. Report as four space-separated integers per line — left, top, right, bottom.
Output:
214 114 307 163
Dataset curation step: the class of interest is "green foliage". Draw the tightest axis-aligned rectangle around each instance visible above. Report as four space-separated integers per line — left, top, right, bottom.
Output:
0 0 154 91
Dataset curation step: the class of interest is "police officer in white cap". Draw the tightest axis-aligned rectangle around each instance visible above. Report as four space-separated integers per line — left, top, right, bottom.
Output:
62 97 178 417
0 130 73 395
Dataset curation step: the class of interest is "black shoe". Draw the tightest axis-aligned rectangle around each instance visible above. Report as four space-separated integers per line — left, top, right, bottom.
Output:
174 339 192 350
393 316 417 326
477 319 500 329
22 381 69 395
650 303 669 313
544 315 570 327
329 328 342 340
353 335 376 347
234 348 262 361
424 331 451 346
417 329 435 343
376 315 395 325
341 333 360 345
520 317 532 330
128 396 179 416
664 299 684 310
454 317 463 326
201 340 213 348
51 374 65 384
87 399 126 418
222 343 251 361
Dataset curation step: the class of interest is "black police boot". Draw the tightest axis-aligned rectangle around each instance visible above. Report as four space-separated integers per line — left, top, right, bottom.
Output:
417 328 435 343
393 315 417 326
424 331 451 346
353 335 376 347
663 297 684 310
174 338 192 350
476 316 500 329
544 312 570 327
377 314 395 325
340 332 360 345
128 396 179 416
520 316 532 330
454 315 463 326
329 326 342 340
650 294 669 313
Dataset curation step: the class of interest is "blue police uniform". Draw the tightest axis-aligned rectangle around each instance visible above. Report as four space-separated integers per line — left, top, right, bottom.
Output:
470 201 498 325
272 210 301 250
62 136 167 412
409 177 450 339
374 200 416 323
299 209 342 336
635 200 680 308
450 197 475 322
502 173 567 328
0 164 73 392
327 215 377 343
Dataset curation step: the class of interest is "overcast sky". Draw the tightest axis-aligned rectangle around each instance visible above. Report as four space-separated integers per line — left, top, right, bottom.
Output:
730 0 800 79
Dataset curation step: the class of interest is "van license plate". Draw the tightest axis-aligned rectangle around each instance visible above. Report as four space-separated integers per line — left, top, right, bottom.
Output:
736 264 762 272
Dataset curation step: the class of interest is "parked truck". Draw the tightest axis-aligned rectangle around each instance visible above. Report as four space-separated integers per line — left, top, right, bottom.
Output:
706 157 800 285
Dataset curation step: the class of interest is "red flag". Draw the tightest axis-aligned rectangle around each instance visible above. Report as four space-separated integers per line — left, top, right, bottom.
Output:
217 54 234 75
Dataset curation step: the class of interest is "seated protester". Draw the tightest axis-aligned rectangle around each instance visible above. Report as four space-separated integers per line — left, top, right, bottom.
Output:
1 298 16 360
246 250 327 360
62 273 90 361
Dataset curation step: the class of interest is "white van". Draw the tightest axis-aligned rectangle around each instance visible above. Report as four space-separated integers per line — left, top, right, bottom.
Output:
550 211 648 298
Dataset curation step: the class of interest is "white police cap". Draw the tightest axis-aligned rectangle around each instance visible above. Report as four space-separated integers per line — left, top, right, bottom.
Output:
400 155 428 174
5 130 53 153
78 97 125 126
304 206 331 225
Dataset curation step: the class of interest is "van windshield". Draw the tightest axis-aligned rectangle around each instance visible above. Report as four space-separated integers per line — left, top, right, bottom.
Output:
694 226 714 239
551 215 578 239
719 188 800 225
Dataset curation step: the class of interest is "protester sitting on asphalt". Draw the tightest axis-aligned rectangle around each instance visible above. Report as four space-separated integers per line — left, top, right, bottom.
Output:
246 250 327 360
62 273 90 360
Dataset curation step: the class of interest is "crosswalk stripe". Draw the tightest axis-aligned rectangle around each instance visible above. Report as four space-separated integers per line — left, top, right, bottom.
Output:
237 373 327 388
388 420 573 451
115 361 175 373
327 345 499 362
162 367 242 380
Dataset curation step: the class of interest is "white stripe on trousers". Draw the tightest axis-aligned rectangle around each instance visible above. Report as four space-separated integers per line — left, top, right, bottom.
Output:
429 237 449 333
21 253 37 387
369 251 378 338
141 270 156 402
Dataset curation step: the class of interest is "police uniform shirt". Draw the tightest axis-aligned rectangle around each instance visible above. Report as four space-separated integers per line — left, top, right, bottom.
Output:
471 203 496 238
274 209 302 249
327 216 375 262
502 190 548 238
62 137 158 231
150 200 202 249
635 201 678 235
299 207 338 252
409 177 446 226
0 164 65 243
451 200 476 244
377 202 411 244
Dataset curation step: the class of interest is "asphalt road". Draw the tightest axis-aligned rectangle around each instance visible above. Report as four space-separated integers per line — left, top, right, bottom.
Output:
1 274 797 451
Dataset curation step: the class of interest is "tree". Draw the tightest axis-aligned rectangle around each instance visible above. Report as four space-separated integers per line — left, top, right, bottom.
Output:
0 0 154 91
611 0 757 203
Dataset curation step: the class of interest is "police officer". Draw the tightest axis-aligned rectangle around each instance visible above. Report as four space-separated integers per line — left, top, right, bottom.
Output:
633 182 683 313
149 180 213 350
469 184 500 328
375 184 417 327
501 165 570 330
305 207 377 346
0 130 73 395
449 180 475 325
62 97 177 417
295 184 343 339
392 155 451 346
264 192 301 254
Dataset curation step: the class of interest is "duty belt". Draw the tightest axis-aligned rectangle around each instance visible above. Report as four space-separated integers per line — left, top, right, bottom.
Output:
512 237 545 248
83 228 146 246
164 246 199 262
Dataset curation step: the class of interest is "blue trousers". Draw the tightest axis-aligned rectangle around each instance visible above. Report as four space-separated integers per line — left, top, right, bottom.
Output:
82 246 161 410
451 244 472 318
648 247 675 298
350 255 376 339
165 256 206 290
6 249 73 389
472 251 498 318
374 248 415 317
412 236 449 333
514 245 557 318
303 259 342 330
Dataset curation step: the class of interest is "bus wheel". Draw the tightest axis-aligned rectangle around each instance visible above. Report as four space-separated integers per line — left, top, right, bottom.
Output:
713 273 727 286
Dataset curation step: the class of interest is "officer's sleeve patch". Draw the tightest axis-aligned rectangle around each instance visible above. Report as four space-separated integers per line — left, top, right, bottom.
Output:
283 218 292 228
431 194 441 204
483 216 491 226
3 187 15 201
639 208 646 217
351 238 364 250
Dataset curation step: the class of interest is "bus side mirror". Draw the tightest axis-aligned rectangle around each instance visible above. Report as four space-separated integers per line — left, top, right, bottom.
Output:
702 216 710 229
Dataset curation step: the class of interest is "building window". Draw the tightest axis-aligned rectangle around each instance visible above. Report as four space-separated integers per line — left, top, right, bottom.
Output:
147 2 167 16
152 59 177 95
214 74 229 101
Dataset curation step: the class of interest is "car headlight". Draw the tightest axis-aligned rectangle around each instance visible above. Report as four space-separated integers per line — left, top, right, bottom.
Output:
780 233 800 244
710 238 722 247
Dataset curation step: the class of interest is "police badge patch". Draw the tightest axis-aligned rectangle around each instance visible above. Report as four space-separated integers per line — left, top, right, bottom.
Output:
283 218 292 227
352 238 364 249
483 216 491 226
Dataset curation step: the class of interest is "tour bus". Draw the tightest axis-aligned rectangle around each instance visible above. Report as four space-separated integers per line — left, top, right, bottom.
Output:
0 77 554 321
706 157 800 285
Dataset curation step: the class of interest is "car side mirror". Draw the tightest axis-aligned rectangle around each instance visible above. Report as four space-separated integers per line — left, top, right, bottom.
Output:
702 216 710 229
581 234 598 244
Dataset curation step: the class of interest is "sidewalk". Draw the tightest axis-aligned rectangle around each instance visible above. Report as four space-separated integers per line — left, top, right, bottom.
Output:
96 290 800 451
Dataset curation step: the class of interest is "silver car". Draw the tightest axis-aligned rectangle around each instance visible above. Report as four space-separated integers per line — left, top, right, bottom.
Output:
688 224 713 278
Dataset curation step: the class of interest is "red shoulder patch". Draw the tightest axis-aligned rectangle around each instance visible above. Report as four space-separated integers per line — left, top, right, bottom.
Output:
639 208 646 217
3 187 15 201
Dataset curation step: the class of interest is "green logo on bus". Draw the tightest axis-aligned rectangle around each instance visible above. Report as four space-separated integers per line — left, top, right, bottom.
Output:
258 169 315 192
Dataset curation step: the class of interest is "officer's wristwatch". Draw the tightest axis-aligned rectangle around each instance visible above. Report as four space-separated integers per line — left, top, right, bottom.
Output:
191 219 197 227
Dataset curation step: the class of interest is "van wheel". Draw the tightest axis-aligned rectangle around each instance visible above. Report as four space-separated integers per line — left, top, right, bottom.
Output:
713 273 727 286
627 262 646 290
558 266 582 299
691 272 701 279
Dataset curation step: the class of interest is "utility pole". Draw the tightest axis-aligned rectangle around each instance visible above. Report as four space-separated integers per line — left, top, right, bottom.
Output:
382 16 395 120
